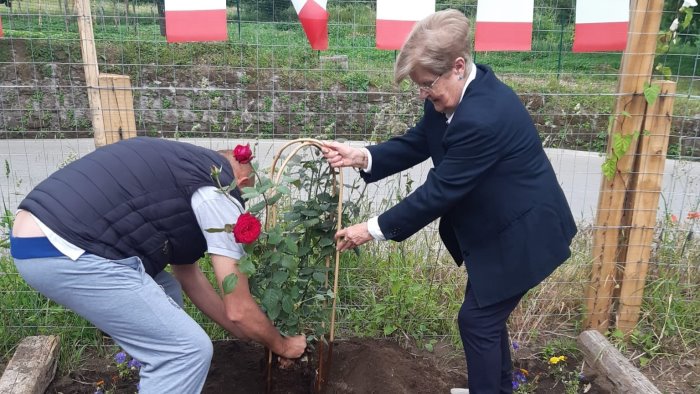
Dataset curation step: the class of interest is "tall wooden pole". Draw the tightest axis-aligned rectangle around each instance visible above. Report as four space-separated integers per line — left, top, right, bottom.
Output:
98 74 138 144
75 0 106 147
617 80 675 333
584 0 664 332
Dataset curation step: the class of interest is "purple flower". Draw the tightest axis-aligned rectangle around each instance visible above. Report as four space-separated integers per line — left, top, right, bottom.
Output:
579 373 585 381
114 351 127 364
128 358 142 369
514 370 527 383
512 341 519 351
512 380 520 390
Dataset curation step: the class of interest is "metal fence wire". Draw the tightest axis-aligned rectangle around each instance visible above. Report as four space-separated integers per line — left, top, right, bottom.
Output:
0 0 698 390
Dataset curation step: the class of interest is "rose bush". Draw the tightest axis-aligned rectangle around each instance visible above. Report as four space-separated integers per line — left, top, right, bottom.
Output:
209 145 360 341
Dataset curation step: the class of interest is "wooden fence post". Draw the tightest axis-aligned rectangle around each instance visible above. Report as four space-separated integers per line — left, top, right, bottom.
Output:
584 0 664 332
617 80 676 333
75 0 106 147
99 74 137 144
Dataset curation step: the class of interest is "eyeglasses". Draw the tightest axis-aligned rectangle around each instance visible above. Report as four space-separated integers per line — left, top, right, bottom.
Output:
417 74 442 95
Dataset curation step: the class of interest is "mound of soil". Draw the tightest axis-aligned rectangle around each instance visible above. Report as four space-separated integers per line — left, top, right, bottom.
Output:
47 338 608 393
204 339 465 394
48 339 465 394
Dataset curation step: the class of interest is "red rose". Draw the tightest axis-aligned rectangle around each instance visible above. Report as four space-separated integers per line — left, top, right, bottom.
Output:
233 212 262 244
233 144 254 164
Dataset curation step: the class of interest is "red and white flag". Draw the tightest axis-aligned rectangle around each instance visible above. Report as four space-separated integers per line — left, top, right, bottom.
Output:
291 0 329 50
475 0 534 51
573 0 628 52
376 0 435 50
164 0 227 43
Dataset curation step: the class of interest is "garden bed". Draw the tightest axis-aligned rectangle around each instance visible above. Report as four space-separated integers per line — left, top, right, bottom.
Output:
45 338 609 393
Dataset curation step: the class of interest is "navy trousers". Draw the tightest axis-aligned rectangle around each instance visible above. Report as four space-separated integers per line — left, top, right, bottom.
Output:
458 284 526 394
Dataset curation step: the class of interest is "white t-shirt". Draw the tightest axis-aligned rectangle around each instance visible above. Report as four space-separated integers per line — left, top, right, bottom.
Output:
22 186 246 262
190 186 246 260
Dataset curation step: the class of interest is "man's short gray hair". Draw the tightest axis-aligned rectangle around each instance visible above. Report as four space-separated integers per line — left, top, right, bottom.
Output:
394 9 473 83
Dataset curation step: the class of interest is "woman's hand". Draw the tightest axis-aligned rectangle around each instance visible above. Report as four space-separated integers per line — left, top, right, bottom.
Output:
322 141 367 169
335 222 373 252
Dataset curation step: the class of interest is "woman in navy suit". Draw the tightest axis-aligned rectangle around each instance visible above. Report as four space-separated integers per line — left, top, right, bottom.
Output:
323 9 577 394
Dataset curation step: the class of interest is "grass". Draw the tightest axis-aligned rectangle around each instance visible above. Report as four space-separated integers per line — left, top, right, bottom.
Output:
336 237 464 349
1 216 698 380
1 4 697 87
0 256 107 371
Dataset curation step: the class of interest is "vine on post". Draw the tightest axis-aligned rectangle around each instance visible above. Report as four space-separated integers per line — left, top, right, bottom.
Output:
601 83 661 181
600 0 696 181
656 0 697 77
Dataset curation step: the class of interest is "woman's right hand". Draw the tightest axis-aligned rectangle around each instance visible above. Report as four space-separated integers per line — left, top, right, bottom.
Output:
322 141 367 169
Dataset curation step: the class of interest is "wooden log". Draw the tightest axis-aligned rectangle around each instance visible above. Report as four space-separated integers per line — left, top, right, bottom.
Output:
75 0 106 147
0 335 60 394
584 0 664 332
617 81 676 333
99 74 138 145
578 330 661 393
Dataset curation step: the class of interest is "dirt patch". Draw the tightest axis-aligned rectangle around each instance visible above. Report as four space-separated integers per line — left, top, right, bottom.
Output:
46 339 464 394
44 338 616 393
204 339 465 394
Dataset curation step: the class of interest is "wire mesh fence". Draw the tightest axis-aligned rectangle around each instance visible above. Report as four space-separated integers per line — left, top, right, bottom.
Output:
0 0 698 390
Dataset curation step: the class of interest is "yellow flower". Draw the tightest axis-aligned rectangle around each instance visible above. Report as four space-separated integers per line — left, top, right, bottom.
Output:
548 355 567 365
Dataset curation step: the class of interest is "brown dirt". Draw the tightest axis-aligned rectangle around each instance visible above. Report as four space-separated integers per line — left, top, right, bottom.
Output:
45 338 615 394
204 339 466 394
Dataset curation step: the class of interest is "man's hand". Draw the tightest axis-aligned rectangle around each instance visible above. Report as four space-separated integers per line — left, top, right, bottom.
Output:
279 335 307 359
335 222 373 252
322 141 367 169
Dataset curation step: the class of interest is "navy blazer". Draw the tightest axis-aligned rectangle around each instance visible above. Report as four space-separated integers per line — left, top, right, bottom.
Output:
361 65 577 307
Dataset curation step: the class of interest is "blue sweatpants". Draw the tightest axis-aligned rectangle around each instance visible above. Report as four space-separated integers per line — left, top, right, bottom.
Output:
13 253 213 394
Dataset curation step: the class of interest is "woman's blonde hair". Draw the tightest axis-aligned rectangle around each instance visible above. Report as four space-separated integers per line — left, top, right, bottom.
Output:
394 9 472 83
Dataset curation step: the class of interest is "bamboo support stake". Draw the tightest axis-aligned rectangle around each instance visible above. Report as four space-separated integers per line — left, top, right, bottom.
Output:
75 0 106 147
99 74 137 145
617 80 676 333
584 0 664 332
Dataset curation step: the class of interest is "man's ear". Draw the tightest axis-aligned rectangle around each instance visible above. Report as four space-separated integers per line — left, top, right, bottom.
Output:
236 175 253 188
